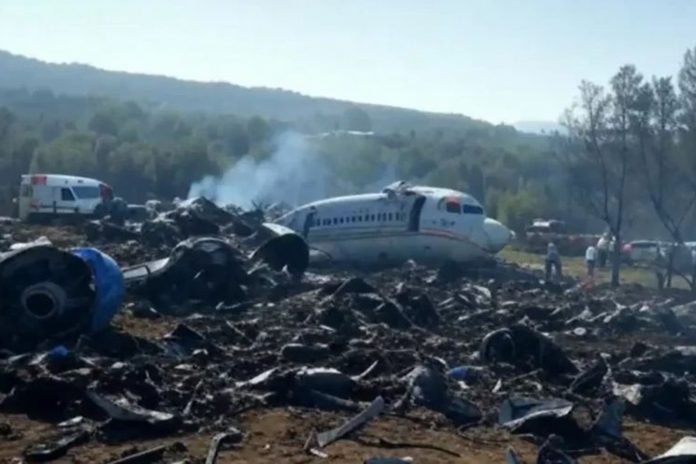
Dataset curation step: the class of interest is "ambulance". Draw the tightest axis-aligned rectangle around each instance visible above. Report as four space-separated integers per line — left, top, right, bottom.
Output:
18 174 114 222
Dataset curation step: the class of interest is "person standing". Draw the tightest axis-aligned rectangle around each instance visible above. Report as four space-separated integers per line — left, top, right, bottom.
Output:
597 234 609 268
585 244 597 278
545 242 562 281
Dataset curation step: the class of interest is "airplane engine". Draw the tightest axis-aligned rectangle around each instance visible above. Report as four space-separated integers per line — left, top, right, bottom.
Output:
251 223 311 276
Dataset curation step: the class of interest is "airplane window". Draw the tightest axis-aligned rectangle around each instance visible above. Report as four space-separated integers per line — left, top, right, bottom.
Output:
352 216 356 222
462 205 484 214
333 218 338 225
340 218 344 224
388 213 393 221
371 215 375 221
445 201 461 214
358 216 362 222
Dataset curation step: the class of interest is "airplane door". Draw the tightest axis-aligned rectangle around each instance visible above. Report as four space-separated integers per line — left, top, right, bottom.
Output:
408 196 426 232
18 183 32 220
302 210 316 238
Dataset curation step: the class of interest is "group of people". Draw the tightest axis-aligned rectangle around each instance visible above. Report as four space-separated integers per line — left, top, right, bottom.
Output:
544 233 613 282
545 234 696 289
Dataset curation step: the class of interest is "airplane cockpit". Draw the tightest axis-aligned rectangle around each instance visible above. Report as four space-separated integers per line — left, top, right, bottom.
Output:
436 196 485 216
426 191 511 254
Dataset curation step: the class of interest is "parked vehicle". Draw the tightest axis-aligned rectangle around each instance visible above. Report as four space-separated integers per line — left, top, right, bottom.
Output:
622 240 667 264
623 240 695 273
523 218 600 256
18 174 114 222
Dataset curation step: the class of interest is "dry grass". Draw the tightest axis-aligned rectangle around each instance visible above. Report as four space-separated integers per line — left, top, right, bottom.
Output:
500 247 692 290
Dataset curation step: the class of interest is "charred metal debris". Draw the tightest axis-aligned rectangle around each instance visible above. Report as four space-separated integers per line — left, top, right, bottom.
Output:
1 199 696 462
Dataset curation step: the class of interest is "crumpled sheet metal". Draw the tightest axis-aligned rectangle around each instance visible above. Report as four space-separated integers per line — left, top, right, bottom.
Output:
251 223 309 276
316 395 384 447
5 221 696 460
122 237 248 307
498 397 574 432
480 325 578 375
643 436 696 463
72 248 124 332
402 365 482 426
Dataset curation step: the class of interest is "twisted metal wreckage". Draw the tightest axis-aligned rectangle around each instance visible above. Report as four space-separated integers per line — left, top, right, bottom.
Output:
0 197 696 463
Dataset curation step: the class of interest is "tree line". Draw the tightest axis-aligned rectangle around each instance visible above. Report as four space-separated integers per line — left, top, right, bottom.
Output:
0 88 559 229
1 44 695 290
561 45 696 287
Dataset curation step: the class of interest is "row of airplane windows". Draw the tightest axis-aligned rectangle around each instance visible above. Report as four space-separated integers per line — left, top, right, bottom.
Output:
313 212 407 227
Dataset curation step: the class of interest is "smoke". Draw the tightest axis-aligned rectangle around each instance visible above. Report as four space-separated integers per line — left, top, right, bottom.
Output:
187 130 402 209
188 132 330 208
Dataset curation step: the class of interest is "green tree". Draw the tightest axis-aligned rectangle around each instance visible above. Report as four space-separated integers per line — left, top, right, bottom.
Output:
31 132 97 176
342 106 372 132
247 116 269 144
107 142 158 200
88 111 119 136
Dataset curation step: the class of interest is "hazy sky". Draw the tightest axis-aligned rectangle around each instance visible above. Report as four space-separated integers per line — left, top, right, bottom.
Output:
0 0 694 124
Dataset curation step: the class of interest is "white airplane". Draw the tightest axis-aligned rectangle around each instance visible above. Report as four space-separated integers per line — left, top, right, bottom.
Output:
268 181 512 265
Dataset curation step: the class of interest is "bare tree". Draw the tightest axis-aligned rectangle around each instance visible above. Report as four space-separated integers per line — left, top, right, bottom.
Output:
562 66 643 287
679 46 696 186
633 76 696 289
679 47 696 136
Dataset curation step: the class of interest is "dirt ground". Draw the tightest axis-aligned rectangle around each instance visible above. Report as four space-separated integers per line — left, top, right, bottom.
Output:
0 407 690 463
1 224 694 463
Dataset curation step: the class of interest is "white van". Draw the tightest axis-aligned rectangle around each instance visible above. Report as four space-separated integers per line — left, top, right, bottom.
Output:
18 174 114 222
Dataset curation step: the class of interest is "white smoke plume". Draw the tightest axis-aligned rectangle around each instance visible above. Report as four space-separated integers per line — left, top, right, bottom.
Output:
188 131 402 209
187 132 330 208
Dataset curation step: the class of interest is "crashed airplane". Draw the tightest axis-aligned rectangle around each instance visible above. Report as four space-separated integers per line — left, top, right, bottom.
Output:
268 181 512 265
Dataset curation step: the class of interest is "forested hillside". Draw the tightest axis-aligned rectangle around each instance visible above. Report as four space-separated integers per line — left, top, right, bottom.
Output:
0 50 513 135
0 85 563 233
2 46 695 250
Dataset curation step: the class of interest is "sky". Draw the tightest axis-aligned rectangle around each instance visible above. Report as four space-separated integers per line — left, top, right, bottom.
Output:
0 0 694 124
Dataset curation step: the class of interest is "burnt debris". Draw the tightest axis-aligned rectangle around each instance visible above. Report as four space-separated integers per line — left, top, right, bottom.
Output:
1 212 696 462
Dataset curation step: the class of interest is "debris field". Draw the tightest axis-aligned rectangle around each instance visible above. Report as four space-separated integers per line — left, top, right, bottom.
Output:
1 200 696 463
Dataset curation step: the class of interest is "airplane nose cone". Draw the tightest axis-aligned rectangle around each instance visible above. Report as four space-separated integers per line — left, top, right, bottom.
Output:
483 218 512 253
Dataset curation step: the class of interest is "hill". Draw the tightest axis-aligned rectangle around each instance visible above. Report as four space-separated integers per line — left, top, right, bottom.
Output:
0 50 503 135
513 120 566 135
0 50 564 234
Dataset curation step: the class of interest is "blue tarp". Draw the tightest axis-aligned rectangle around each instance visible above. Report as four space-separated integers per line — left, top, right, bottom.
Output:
72 247 124 332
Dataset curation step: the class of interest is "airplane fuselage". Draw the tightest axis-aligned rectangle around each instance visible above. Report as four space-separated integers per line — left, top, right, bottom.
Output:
274 183 512 265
